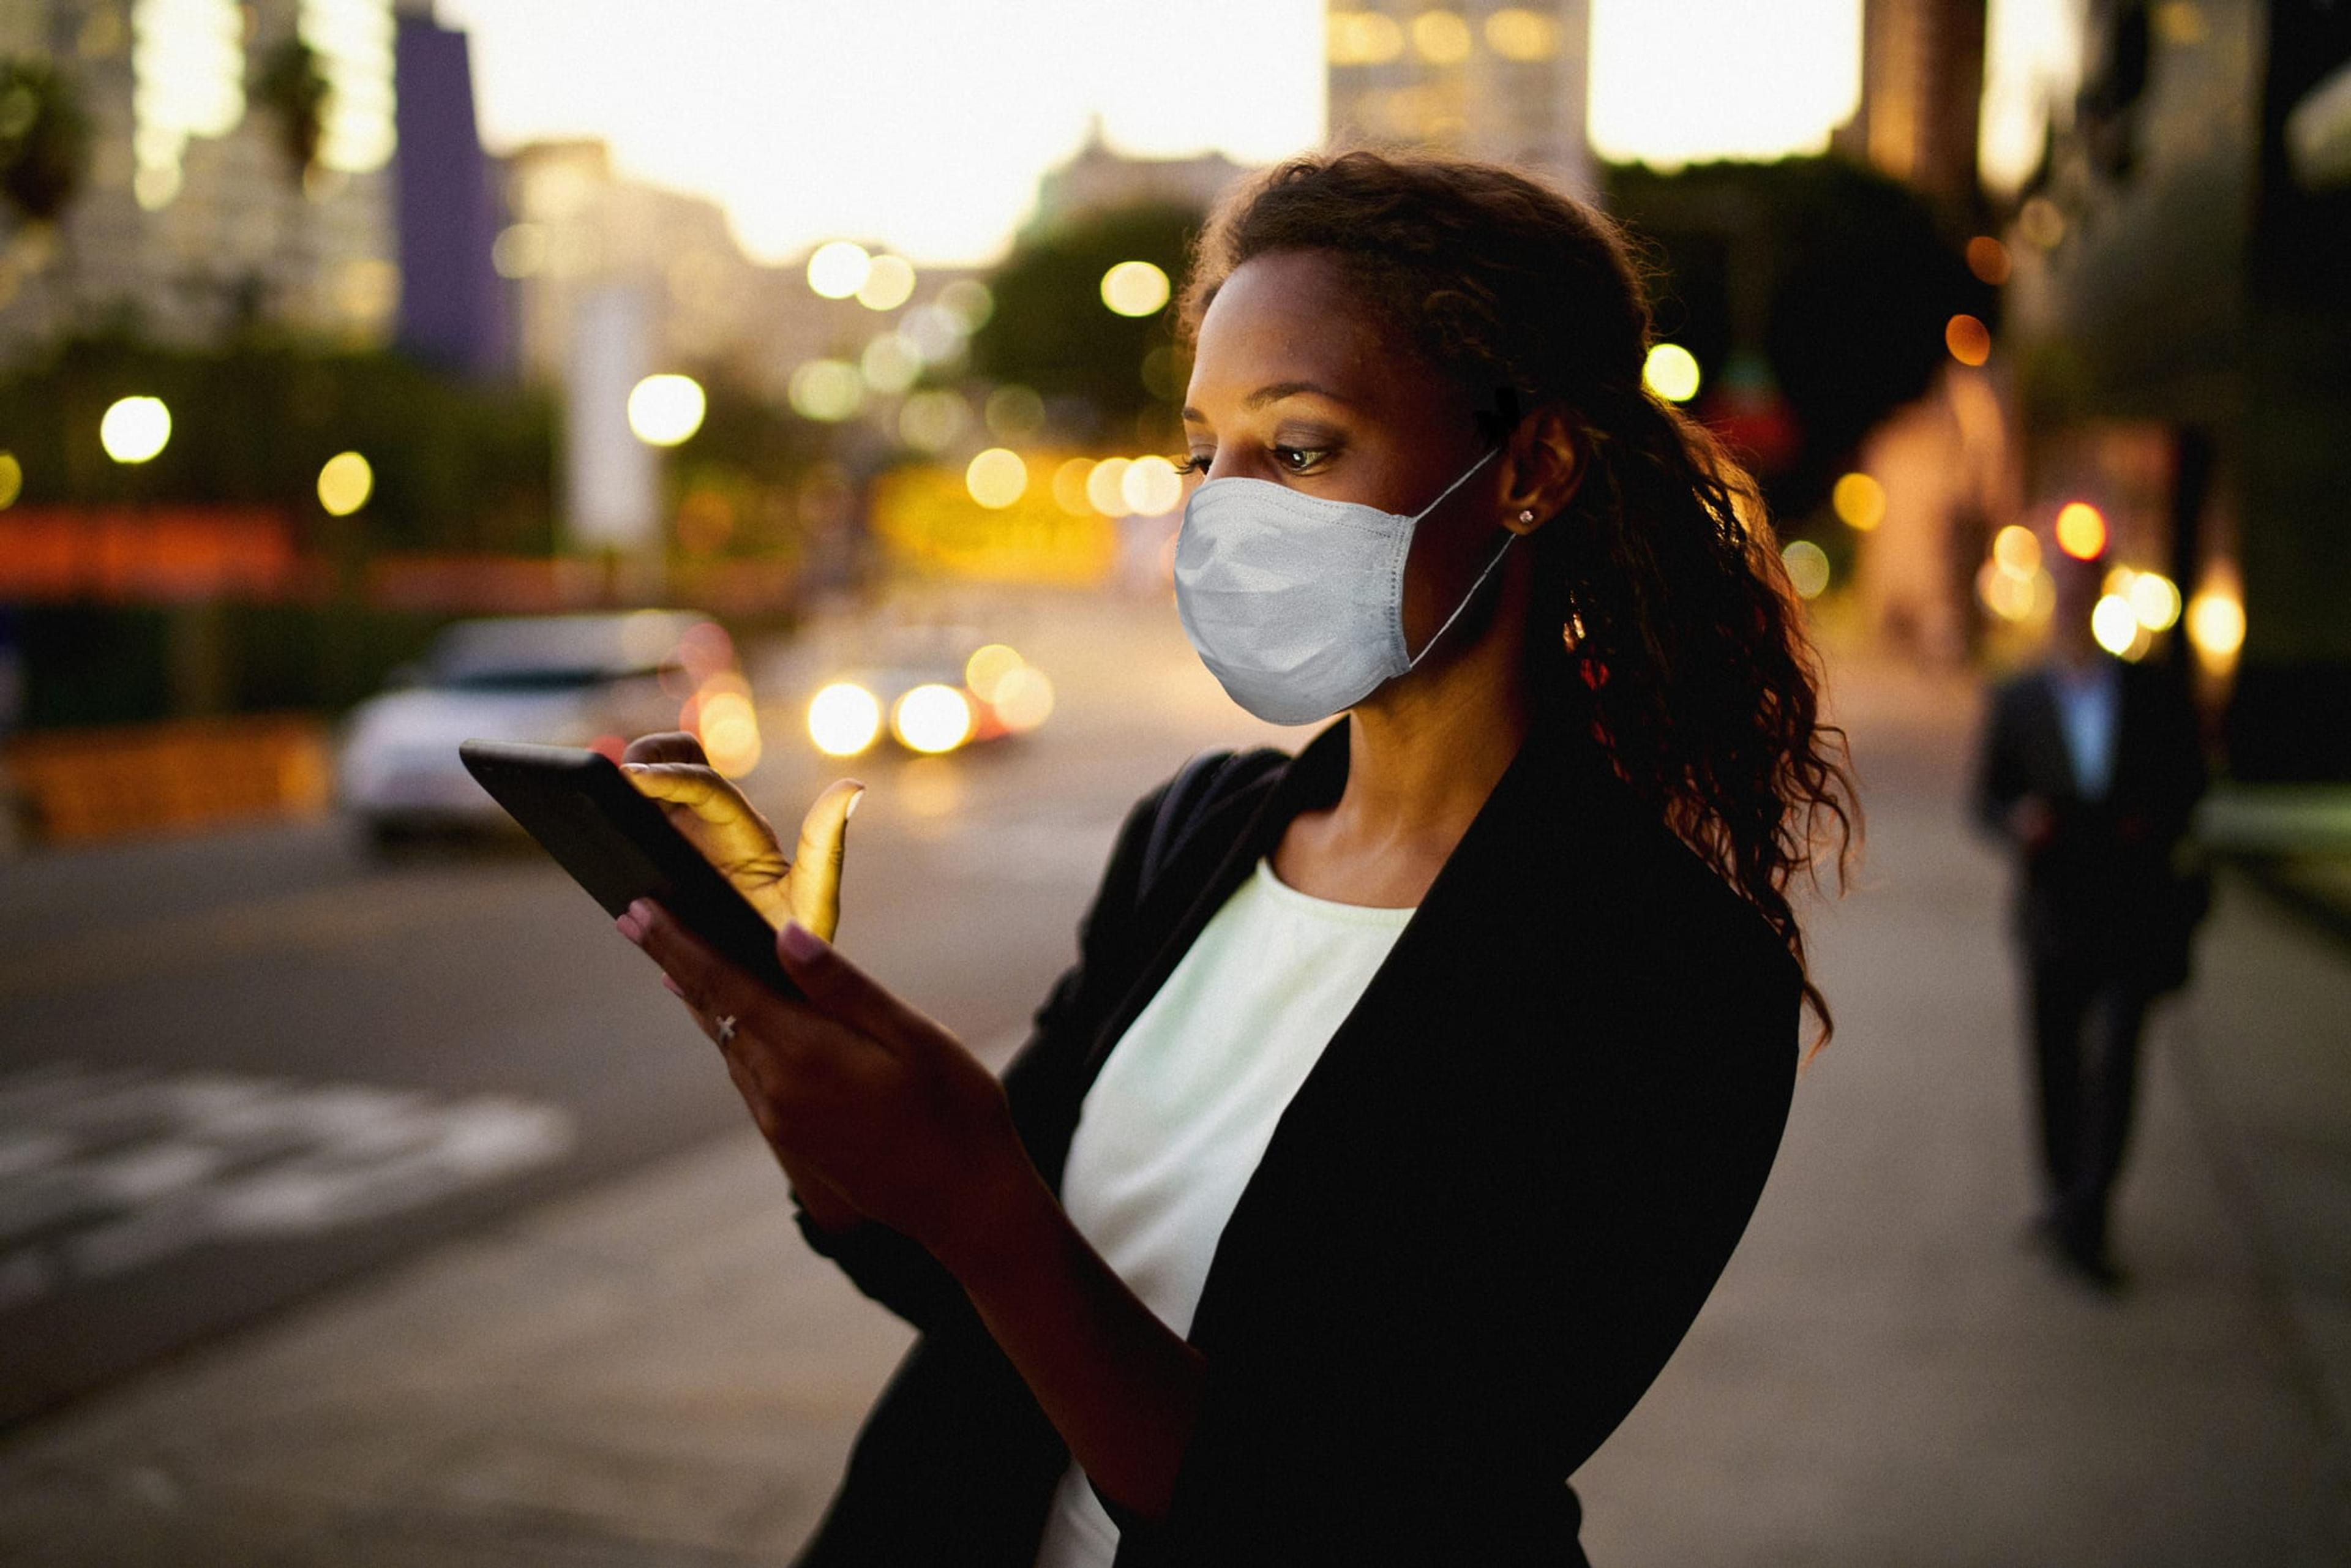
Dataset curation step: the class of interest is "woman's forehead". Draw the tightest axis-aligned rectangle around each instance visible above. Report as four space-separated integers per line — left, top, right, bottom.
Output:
1188 251 1425 408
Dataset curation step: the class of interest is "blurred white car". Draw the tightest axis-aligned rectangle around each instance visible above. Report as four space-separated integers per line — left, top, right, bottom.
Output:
337 610 732 843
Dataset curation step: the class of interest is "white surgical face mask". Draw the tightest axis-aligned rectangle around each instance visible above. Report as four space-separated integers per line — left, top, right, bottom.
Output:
1174 448 1514 725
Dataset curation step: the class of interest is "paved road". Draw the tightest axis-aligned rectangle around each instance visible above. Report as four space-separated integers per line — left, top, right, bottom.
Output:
0 588 1286 1427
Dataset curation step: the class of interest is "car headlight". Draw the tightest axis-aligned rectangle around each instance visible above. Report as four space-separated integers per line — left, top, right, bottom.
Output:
891 684 973 754
808 682 883 756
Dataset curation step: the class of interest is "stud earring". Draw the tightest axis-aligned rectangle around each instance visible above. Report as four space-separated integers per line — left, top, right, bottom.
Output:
1518 509 1535 523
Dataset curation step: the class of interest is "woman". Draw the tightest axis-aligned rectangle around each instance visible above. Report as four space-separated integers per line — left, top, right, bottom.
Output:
613 149 1854 1567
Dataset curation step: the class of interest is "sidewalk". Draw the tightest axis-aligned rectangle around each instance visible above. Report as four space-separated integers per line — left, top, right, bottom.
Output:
4 666 2349 1566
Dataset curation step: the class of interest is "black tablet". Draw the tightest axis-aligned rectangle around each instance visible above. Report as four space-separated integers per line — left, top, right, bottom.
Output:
459 739 801 999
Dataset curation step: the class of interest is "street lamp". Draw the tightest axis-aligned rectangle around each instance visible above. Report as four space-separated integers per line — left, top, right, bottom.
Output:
100 396 172 463
627 374 706 446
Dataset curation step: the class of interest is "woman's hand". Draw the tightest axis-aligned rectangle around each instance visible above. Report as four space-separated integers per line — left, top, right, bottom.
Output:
615 899 1042 1265
620 732 863 939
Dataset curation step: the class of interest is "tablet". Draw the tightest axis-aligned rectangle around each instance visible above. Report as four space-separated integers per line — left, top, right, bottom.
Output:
459 739 801 999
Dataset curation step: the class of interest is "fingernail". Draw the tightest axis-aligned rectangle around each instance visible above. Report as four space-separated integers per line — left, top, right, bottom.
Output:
660 972 683 997
615 912 642 943
779 920 825 961
629 898 654 925
844 787 864 820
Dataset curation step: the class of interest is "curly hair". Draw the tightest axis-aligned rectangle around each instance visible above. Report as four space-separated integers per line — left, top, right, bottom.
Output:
1177 148 1858 1048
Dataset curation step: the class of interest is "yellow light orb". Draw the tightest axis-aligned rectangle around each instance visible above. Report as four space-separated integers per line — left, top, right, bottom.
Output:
1100 261 1171 318
860 332 923 395
789 359 864 422
964 643 1024 705
2054 501 2107 560
893 683 973 754
1086 457 1133 516
628 374 707 446
991 664 1055 733
0 451 21 509
1832 471 1886 531
696 688 763 778
100 396 171 463
966 448 1028 509
937 279 994 331
1051 457 1097 516
807 683 883 757
2186 590 2245 662
2091 593 2143 656
857 254 917 312
1327 10 1404 64
1643 343 1701 403
807 241 872 299
1411 9 1473 62
1122 454 1183 517
1780 539 1831 599
1484 7 1561 61
2128 571 2181 632
316 450 374 516
1977 560 2037 621
1992 523 2041 577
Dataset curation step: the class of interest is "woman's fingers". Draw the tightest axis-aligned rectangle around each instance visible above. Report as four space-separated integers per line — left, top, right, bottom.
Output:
787 779 866 942
776 920 939 1054
624 760 746 826
622 731 710 768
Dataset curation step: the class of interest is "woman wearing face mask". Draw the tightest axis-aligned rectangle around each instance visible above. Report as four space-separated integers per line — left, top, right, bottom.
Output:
613 149 1855 1567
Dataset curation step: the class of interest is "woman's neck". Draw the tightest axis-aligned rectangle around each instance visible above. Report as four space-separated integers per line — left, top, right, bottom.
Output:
1270 572 1535 907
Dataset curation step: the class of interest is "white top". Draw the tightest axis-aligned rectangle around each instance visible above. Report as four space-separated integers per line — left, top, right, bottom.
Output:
1032 857 1414 1568
2047 660 2121 799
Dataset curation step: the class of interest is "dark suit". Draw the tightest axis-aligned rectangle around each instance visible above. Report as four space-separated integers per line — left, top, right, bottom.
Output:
1972 656 2208 1263
792 711 1802 1566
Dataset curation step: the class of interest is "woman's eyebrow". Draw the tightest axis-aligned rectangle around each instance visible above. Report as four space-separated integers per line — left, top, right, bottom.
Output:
1182 380 1355 422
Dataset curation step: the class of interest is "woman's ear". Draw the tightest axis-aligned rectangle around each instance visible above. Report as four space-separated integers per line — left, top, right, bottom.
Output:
1502 405 1587 534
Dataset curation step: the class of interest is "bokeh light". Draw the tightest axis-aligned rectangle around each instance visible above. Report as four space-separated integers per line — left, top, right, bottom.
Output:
807 682 883 757
984 385 1046 441
1832 471 1886 531
0 452 21 509
2091 593 2146 658
966 447 1028 509
627 374 707 446
1327 10 1405 64
696 683 763 778
1992 523 2041 577
856 254 917 311
1122 454 1184 516
1781 539 1831 599
1410 9 1473 62
1945 313 1992 366
2128 569 2182 632
806 241 872 299
964 644 1025 704
1484 7 1562 60
1086 457 1133 515
2186 588 2246 669
893 683 974 754
937 279 994 332
100 396 172 464
898 389 970 452
1977 560 2047 622
860 332 923 395
1100 260 1171 318
991 665 1055 733
1643 343 1701 402
1966 236 2012 285
2054 501 2107 560
316 451 374 516
789 359 864 422
1052 457 1097 515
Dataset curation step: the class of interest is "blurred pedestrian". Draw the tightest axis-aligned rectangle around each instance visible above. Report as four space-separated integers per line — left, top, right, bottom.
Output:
610 150 1856 1566
1973 553 2209 1289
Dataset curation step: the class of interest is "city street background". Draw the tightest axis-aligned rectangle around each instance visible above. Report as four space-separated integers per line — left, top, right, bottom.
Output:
1 589 2348 1566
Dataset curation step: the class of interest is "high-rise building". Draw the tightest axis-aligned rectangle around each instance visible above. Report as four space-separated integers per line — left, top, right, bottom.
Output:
0 0 400 356
1324 1 1594 197
1832 0 1989 228
391 7 508 376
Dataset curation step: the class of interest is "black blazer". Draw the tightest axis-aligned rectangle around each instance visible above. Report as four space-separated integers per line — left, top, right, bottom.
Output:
1971 656 2208 974
791 712 1802 1567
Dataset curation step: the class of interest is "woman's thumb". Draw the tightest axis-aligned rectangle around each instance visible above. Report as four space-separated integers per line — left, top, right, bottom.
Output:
789 779 864 941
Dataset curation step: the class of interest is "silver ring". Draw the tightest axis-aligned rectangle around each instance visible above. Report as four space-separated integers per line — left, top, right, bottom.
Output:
714 1014 738 1044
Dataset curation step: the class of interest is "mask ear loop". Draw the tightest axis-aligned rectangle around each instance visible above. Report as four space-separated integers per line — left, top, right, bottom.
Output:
1406 526 1517 670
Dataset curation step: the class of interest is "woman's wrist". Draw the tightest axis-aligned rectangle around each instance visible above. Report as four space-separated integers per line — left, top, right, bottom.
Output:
931 1150 1060 1292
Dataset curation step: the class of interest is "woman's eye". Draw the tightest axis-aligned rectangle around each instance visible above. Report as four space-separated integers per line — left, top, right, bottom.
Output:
1273 445 1332 475
1174 452 1214 476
